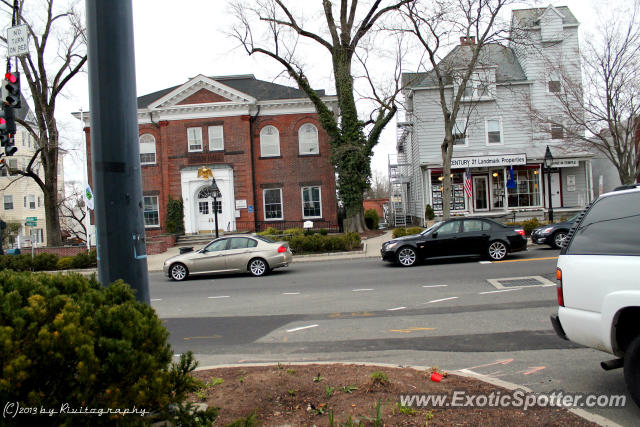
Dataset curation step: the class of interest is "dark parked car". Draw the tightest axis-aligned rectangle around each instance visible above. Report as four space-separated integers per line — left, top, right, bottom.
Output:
381 218 527 266
530 213 580 249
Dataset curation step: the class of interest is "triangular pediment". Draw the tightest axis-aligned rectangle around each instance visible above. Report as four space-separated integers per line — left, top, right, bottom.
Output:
538 5 565 22
149 74 256 109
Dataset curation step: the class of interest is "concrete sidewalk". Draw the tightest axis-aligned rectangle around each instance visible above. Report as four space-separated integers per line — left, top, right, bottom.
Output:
145 230 393 272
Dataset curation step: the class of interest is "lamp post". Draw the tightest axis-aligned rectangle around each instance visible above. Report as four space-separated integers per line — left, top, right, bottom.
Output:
544 145 554 222
210 178 221 238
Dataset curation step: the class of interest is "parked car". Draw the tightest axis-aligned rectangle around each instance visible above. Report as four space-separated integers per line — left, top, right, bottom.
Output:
163 235 292 281
381 218 527 266
551 184 640 406
530 212 580 249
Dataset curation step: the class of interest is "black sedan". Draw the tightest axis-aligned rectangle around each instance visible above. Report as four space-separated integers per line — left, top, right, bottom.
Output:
381 218 527 266
530 213 579 249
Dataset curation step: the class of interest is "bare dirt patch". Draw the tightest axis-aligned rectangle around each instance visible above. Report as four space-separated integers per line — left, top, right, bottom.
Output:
189 363 596 426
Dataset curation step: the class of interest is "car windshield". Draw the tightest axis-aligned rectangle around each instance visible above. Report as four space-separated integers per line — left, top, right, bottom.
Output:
254 235 276 243
420 222 442 235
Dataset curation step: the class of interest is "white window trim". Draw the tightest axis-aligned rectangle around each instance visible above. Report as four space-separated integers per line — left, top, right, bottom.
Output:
453 119 469 146
263 188 283 221
485 117 504 146
139 133 157 165
143 195 161 228
260 125 281 157
459 72 496 102
547 80 562 94
187 127 203 152
3 195 13 210
301 186 323 219
298 123 319 155
208 125 224 151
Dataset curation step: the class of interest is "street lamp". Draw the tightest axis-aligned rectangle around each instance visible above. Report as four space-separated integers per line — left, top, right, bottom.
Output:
210 177 222 238
543 145 554 222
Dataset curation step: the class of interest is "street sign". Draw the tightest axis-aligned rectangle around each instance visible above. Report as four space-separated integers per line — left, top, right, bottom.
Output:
26 216 37 221
25 216 37 226
7 25 29 57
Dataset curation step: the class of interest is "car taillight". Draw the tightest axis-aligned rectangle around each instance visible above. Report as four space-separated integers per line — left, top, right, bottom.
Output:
515 228 525 236
556 267 564 307
277 246 287 253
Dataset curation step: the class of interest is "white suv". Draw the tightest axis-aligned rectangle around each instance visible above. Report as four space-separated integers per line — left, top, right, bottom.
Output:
551 184 640 406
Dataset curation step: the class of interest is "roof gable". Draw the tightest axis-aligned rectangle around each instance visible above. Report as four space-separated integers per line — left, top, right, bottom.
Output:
177 88 232 105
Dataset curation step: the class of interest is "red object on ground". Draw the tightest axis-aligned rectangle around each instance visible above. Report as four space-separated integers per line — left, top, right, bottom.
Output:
430 372 443 382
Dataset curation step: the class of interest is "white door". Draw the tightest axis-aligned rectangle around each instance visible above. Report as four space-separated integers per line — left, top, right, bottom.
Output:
473 175 489 211
197 188 222 233
545 172 562 208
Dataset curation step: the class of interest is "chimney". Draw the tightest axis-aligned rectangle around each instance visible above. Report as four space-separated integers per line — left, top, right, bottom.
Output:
460 36 476 46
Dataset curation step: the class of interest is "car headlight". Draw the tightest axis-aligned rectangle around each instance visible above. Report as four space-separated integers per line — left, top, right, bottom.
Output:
541 227 554 235
385 242 398 250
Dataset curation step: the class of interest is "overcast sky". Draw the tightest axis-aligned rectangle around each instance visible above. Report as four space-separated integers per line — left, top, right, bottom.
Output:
58 0 628 185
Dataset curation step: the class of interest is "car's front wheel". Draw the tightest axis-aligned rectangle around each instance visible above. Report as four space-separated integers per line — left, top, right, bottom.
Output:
624 335 640 407
396 247 417 267
552 231 568 249
487 241 508 261
248 258 270 277
169 263 188 281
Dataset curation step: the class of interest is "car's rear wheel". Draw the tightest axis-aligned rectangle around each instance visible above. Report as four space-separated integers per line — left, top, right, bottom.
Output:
248 258 270 277
487 241 508 261
552 231 568 249
396 247 417 267
169 263 188 281
624 334 640 407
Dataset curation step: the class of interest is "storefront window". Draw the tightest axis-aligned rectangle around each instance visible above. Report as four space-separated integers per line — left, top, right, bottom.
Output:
491 171 505 208
507 169 541 207
431 172 465 211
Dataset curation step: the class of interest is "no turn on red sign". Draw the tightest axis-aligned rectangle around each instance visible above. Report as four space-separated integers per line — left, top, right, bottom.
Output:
7 25 29 57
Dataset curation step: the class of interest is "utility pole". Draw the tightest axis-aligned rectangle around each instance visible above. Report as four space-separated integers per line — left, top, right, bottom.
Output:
85 0 149 303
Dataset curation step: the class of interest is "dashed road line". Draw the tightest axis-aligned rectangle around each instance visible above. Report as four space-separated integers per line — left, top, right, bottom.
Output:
422 285 448 288
150 298 162 302
479 261 492 264
387 307 407 311
286 324 318 333
352 288 374 292
390 327 435 333
282 292 301 295
424 296 459 304
479 289 522 295
208 296 230 299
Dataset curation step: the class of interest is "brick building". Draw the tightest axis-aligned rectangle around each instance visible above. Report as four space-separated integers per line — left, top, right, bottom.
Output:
79 74 339 235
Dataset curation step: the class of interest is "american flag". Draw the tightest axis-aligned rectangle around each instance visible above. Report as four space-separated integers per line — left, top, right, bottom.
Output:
464 169 473 199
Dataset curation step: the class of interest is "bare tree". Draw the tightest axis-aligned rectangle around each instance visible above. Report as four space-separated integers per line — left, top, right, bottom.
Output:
527 0 640 185
401 0 519 219
59 181 87 243
364 168 390 199
230 0 412 231
0 0 87 246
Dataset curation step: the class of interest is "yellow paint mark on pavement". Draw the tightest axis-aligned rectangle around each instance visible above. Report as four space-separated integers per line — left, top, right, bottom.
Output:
183 335 222 341
390 327 435 333
494 256 558 263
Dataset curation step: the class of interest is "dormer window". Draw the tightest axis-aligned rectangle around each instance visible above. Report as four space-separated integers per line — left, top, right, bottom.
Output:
459 71 495 101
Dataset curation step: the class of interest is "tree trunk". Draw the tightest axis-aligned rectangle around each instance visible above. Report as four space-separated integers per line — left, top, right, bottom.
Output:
344 206 367 233
440 136 455 220
43 146 62 247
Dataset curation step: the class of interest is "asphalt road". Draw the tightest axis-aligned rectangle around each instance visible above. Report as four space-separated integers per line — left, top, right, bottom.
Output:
149 245 639 426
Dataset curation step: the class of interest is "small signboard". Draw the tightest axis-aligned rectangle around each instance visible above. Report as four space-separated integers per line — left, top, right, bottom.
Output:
25 216 37 226
235 199 247 209
7 25 29 57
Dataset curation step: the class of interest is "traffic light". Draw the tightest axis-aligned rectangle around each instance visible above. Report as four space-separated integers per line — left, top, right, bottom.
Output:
0 106 17 156
2 72 20 108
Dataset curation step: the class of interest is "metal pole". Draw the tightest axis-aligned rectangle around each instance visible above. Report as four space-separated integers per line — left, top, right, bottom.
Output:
547 169 554 222
213 194 219 238
80 107 91 251
85 0 149 304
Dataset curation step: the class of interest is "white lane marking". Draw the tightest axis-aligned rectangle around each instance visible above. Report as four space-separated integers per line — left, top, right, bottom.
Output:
150 298 162 302
352 288 374 292
479 261 492 264
479 289 522 295
286 324 318 333
422 285 448 288
424 296 459 304
387 307 407 311
208 296 230 299
283 292 301 295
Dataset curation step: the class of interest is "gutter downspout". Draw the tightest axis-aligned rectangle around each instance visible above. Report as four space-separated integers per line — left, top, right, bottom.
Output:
249 105 261 232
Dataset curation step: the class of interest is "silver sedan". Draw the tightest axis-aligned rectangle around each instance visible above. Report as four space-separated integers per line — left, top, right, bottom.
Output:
163 235 292 281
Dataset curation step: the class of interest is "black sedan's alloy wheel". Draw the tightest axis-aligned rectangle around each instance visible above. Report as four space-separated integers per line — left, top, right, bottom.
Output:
396 247 417 267
487 241 508 261
553 231 568 249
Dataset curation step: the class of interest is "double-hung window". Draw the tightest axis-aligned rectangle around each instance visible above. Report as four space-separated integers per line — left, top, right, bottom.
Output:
486 118 502 145
139 134 156 165
260 126 280 157
208 125 224 151
3 195 13 210
187 127 203 152
302 186 322 218
143 196 160 227
263 188 283 220
453 120 468 145
298 123 319 155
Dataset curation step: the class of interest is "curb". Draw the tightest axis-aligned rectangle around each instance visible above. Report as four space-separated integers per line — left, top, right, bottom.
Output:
192 361 619 427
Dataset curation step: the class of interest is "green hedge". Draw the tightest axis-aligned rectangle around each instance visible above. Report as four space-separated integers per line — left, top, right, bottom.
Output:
260 232 362 254
364 209 379 230
506 218 548 236
0 271 216 425
0 250 97 272
392 227 425 238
